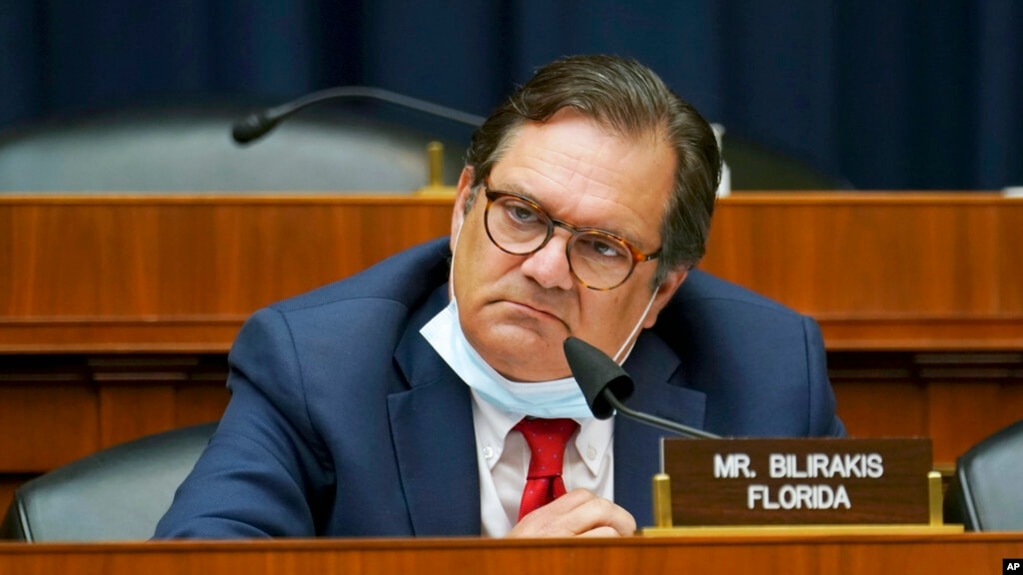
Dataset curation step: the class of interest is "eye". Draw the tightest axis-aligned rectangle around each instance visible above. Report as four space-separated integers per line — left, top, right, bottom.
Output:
502 198 543 225
575 234 629 260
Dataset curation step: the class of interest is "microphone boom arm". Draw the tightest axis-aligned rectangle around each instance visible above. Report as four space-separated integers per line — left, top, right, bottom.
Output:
600 388 719 439
563 336 721 439
232 86 486 144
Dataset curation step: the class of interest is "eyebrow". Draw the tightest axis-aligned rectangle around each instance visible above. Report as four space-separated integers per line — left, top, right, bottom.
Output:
488 181 653 250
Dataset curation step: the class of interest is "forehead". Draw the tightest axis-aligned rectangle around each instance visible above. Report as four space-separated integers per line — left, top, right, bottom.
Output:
488 110 675 245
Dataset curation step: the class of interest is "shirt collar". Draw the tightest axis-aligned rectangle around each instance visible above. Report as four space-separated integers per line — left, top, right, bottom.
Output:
471 389 613 476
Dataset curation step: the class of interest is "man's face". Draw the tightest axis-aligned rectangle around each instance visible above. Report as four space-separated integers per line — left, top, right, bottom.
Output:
449 109 687 382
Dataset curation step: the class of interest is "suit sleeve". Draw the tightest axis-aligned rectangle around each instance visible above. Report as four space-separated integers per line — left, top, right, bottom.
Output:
154 307 334 538
803 315 846 437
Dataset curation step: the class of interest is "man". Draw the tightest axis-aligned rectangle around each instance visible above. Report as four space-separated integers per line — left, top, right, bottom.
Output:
155 55 844 539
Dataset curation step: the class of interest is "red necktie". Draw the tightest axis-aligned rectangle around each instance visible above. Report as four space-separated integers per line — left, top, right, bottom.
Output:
514 418 579 521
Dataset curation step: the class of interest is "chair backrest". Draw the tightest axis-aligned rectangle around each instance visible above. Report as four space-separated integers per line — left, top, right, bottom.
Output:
0 101 466 193
723 134 853 191
944 418 1023 531
0 422 217 542
2 101 846 194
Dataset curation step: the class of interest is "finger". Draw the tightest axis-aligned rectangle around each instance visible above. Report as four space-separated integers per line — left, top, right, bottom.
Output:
577 525 628 538
551 489 636 536
508 489 636 537
567 499 635 536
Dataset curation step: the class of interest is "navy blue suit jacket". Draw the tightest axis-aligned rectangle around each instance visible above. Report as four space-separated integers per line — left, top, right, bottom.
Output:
155 237 844 538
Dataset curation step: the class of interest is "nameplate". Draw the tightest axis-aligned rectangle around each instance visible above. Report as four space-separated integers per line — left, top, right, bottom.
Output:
661 437 932 525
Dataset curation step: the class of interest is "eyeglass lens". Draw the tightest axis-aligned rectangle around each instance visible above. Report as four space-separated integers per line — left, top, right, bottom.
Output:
485 194 635 289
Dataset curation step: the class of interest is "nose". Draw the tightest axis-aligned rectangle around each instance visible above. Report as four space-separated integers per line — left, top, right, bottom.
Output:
518 230 576 290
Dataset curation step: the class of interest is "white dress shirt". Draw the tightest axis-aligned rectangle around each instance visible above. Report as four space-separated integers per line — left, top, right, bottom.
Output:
470 389 615 537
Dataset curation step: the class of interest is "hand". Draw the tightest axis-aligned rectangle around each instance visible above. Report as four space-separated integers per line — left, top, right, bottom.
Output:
505 488 637 538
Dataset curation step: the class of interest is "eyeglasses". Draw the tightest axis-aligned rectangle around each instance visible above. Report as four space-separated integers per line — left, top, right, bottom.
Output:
482 187 660 290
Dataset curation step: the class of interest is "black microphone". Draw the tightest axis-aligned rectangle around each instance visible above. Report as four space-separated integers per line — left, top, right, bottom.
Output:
231 86 486 144
563 336 720 439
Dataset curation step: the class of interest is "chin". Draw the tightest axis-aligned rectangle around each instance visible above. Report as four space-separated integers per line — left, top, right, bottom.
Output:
477 337 570 382
502 362 573 384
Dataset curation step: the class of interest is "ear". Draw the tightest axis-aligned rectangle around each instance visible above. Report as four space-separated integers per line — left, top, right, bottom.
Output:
642 267 688 329
450 166 475 252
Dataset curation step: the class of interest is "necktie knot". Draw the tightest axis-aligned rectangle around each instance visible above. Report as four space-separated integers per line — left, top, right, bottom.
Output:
513 418 578 520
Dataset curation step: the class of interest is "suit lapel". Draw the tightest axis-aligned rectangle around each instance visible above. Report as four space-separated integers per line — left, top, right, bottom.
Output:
388 287 481 536
386 286 708 534
614 332 707 528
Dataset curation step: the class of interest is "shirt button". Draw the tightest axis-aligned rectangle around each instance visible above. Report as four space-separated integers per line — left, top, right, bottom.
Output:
482 446 495 459
586 445 597 460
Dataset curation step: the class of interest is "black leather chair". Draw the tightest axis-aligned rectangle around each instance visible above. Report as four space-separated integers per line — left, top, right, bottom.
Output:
1 97 846 194
944 418 1023 531
723 134 853 191
0 422 217 542
0 100 467 193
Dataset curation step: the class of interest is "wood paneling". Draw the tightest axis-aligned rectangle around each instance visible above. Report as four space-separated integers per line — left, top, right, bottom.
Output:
828 351 1023 464
700 193 1023 350
0 353 229 515
0 355 228 473
0 534 1021 575
0 195 454 352
0 372 97 471
2 193 1021 352
1 192 1021 503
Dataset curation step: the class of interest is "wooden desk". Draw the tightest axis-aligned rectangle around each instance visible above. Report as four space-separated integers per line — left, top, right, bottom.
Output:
1 534 1021 575
1 192 1022 506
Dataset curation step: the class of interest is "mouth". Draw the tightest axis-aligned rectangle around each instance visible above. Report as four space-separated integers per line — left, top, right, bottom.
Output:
500 299 570 330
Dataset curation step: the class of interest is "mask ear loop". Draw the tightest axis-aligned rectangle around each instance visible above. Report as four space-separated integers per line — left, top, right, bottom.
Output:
449 220 463 299
611 285 660 364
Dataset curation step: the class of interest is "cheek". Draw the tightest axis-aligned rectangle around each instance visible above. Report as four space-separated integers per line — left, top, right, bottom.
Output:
574 292 623 332
453 231 510 298
576 287 647 336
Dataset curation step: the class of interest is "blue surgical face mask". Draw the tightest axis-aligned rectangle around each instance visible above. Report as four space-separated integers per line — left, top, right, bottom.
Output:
419 218 657 418
421 298 595 418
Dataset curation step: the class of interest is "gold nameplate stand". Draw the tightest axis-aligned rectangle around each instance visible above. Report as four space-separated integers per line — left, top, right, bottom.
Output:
415 141 458 198
642 471 963 536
